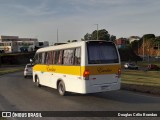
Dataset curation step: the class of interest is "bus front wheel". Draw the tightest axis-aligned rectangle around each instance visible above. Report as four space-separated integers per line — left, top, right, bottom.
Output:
58 81 66 96
35 76 41 87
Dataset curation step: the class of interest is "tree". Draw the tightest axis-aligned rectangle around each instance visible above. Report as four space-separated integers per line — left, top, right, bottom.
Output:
67 40 71 43
138 34 155 47
118 47 142 61
154 37 160 56
84 33 92 40
91 29 110 41
138 34 156 56
67 40 77 42
72 40 78 42
154 36 160 49
0 55 1 67
84 29 116 41
143 34 155 56
131 40 139 54
143 34 155 40
81 38 85 41
110 35 116 42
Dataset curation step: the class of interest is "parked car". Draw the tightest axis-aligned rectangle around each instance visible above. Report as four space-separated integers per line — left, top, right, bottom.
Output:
124 63 139 70
155 56 160 59
24 64 33 78
147 64 160 71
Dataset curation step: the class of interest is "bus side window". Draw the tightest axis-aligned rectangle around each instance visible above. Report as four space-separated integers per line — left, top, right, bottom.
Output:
44 51 52 65
63 49 74 65
58 50 63 65
48 51 53 64
74 48 81 65
55 50 63 65
52 51 56 64
44 52 49 64
41 52 46 64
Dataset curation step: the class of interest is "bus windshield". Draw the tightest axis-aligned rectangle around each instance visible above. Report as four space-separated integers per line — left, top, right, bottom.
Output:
87 41 119 64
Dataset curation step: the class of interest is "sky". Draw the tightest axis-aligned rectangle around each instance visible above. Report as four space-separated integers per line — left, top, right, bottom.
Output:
0 0 160 44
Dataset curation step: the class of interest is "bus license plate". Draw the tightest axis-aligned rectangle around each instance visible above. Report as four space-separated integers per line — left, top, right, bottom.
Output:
101 86 109 90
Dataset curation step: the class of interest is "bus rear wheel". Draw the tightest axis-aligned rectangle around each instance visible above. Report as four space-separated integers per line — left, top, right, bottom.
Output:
58 81 66 96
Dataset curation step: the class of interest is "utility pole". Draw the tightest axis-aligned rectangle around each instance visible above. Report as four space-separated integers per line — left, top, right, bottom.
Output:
94 24 98 40
138 42 139 55
143 37 145 61
158 42 160 56
57 28 59 43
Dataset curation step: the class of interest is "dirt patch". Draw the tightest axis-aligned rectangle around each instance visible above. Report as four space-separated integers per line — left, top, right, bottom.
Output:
121 83 160 96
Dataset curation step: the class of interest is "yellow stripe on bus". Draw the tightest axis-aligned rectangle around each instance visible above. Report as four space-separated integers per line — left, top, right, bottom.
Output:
83 65 121 75
33 64 121 76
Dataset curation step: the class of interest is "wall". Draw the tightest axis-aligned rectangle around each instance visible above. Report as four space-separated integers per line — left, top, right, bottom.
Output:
0 52 35 65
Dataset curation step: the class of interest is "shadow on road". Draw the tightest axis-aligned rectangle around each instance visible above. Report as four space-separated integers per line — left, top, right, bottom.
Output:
34 83 160 104
88 90 160 104
19 73 160 105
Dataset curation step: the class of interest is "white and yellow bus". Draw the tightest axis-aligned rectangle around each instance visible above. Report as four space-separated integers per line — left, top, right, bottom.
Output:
32 40 121 95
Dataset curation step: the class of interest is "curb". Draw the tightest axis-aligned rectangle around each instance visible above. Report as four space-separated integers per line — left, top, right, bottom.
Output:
121 83 160 96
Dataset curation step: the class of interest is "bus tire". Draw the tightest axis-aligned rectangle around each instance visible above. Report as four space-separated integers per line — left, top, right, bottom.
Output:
35 76 41 87
58 81 66 96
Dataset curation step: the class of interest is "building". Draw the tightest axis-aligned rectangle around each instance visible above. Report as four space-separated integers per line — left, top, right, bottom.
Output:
115 38 129 48
0 35 49 53
0 36 19 42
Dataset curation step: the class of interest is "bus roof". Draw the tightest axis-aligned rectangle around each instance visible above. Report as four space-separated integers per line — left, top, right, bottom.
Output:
36 40 113 53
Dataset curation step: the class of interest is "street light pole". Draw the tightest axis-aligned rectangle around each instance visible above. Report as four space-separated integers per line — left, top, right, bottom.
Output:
143 37 144 61
94 24 98 40
158 42 160 56
57 28 59 43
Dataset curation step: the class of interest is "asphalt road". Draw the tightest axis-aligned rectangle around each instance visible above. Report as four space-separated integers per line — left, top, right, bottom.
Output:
0 72 160 120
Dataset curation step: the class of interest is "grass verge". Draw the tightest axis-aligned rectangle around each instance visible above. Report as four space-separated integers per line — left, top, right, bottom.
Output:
137 61 160 67
122 70 160 86
122 70 160 95
0 117 7 120
0 67 24 76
